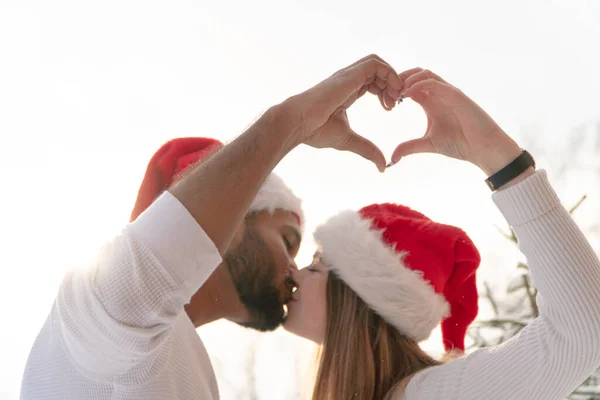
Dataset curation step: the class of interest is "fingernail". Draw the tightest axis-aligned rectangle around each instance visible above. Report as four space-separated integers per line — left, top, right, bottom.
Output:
386 158 401 168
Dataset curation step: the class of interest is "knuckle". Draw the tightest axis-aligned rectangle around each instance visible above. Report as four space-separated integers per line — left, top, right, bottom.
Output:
367 57 381 67
420 78 435 87
406 67 424 77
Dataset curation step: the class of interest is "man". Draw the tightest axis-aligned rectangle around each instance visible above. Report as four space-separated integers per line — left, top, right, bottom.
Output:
20 54 403 399
129 136 305 333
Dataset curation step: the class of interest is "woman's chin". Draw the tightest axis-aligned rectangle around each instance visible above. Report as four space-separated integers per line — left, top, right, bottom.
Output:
283 314 305 337
282 315 298 334
283 320 321 344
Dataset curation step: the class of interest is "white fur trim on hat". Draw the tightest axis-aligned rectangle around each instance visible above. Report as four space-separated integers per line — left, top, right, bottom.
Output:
249 173 305 229
313 210 450 342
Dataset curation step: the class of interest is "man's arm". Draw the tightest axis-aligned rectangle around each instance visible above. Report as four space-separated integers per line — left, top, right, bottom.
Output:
169 105 297 254
50 55 403 381
170 54 404 254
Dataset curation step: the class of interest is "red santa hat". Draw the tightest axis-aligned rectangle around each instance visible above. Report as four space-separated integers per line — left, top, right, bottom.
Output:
313 203 480 352
130 137 304 227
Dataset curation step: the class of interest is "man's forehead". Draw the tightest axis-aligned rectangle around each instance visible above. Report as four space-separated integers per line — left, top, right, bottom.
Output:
256 208 299 225
251 209 300 233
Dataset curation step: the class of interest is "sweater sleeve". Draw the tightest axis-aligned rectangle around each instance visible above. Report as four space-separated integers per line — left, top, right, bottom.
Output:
404 170 600 400
54 191 222 380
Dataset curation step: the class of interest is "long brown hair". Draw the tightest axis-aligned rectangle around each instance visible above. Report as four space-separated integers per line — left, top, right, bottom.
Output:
312 273 441 400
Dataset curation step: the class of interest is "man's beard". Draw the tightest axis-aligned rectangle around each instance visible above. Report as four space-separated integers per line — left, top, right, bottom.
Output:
223 226 286 332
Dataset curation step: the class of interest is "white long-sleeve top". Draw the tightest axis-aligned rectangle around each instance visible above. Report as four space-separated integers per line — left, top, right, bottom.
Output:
404 170 600 400
19 170 600 400
20 192 223 399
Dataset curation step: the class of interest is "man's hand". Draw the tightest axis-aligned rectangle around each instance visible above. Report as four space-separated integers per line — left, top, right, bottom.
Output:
283 54 404 172
170 55 402 253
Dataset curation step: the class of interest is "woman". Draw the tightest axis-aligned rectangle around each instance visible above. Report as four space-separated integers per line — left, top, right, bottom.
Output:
283 69 600 400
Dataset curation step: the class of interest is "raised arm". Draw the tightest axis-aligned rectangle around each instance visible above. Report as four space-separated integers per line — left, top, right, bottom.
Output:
392 69 600 399
55 55 404 380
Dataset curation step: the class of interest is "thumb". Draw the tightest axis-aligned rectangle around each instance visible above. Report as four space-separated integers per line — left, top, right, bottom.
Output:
340 131 387 173
391 137 435 164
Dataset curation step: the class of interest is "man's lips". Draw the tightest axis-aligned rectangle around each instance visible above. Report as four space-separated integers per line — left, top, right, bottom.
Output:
284 293 298 304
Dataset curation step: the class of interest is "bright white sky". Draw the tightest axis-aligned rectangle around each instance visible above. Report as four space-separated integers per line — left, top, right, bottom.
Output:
1 0 599 399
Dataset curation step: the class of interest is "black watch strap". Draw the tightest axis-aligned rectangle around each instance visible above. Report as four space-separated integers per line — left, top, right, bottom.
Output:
485 150 535 191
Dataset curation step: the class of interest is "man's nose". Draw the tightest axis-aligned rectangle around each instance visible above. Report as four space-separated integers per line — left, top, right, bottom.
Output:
288 268 301 284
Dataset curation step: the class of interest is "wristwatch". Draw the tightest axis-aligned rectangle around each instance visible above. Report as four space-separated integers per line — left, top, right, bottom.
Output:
485 150 535 191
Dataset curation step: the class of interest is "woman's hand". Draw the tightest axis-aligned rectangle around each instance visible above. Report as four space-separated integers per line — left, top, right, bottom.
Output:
391 69 523 176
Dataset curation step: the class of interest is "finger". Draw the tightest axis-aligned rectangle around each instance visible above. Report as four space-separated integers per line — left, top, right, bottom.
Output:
403 70 449 93
347 58 403 93
391 137 435 164
406 89 432 106
341 80 394 111
367 82 383 96
386 87 401 100
325 58 401 112
374 77 397 110
375 77 386 90
331 54 394 80
403 78 456 101
378 91 390 110
342 131 387 173
372 85 393 111
346 53 394 70
366 81 396 110
383 91 396 110
398 67 424 84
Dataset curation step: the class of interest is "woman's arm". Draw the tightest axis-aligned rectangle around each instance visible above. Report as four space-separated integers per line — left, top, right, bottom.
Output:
391 68 600 400
404 169 600 399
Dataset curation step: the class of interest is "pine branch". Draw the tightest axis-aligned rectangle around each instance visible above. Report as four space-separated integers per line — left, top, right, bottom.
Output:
568 388 600 397
483 281 500 316
466 329 490 348
472 318 528 328
509 229 517 244
522 274 539 317
494 225 514 241
569 194 587 214
517 262 529 270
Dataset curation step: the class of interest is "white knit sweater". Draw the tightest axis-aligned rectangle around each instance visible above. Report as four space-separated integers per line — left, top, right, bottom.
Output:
20 170 600 399
20 192 223 399
404 170 600 400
